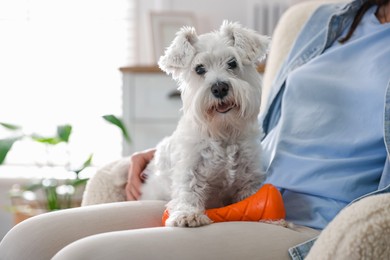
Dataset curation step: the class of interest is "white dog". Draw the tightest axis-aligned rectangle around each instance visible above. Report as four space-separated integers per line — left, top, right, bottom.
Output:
140 21 270 227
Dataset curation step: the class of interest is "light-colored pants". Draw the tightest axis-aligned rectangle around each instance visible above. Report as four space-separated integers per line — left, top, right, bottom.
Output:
0 200 319 260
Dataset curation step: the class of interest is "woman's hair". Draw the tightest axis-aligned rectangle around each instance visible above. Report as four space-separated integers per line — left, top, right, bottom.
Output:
339 0 389 43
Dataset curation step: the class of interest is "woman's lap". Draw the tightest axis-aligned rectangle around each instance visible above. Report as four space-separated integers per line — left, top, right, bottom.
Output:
53 222 319 260
0 200 319 260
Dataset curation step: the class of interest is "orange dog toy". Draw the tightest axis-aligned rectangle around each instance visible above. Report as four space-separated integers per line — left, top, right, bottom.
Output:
162 183 285 225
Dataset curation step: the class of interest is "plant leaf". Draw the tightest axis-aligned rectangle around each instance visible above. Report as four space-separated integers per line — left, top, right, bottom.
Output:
44 186 59 210
73 154 93 175
57 124 72 143
0 137 21 164
31 135 62 145
102 114 131 144
81 153 93 168
0 122 21 131
30 124 72 145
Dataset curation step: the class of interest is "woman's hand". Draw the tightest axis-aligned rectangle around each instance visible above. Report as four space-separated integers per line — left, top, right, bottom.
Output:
125 148 156 200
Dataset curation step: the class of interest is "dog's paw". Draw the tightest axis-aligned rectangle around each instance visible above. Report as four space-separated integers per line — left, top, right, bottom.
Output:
166 211 212 227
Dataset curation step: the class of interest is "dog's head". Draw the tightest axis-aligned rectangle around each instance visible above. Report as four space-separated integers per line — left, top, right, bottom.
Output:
158 21 270 137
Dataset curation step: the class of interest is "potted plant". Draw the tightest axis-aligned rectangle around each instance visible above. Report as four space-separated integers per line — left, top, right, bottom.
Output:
0 115 130 224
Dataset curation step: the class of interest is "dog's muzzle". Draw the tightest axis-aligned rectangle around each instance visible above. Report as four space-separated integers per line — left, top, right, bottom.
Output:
209 81 237 114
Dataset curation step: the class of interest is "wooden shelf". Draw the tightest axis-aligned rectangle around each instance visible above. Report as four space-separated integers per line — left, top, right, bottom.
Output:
119 65 162 73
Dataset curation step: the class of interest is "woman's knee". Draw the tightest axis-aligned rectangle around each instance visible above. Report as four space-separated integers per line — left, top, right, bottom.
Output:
0 201 167 260
0 211 76 260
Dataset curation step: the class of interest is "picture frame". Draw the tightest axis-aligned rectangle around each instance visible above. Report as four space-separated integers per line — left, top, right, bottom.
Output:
150 11 197 63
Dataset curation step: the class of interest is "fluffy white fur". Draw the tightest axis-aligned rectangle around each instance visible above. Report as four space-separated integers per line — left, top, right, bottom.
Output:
140 21 270 227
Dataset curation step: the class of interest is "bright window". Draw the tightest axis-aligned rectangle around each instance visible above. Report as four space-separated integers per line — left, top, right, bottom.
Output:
0 0 135 169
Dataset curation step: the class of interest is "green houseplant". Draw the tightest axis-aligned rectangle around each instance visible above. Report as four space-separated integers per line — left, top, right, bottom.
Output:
0 115 130 223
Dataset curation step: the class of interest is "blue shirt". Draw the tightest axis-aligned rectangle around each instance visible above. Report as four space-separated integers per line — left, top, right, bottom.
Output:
262 5 390 230
259 0 390 258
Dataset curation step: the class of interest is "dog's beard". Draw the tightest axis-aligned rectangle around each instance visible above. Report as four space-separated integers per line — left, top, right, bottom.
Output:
183 78 261 139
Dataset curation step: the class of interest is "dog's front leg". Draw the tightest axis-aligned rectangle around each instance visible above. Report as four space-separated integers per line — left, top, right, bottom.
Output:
227 144 265 203
165 169 212 227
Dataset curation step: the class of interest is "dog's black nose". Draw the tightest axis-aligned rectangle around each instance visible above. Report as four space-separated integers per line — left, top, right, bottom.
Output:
211 82 229 99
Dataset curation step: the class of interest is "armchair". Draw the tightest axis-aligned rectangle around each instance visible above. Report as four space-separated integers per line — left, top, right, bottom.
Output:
82 1 390 259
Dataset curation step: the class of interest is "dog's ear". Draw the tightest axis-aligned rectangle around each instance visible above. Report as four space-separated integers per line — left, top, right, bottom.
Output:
158 26 198 78
220 20 270 64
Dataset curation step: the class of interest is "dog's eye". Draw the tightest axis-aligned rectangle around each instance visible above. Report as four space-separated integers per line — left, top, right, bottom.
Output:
227 59 237 70
195 64 206 75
